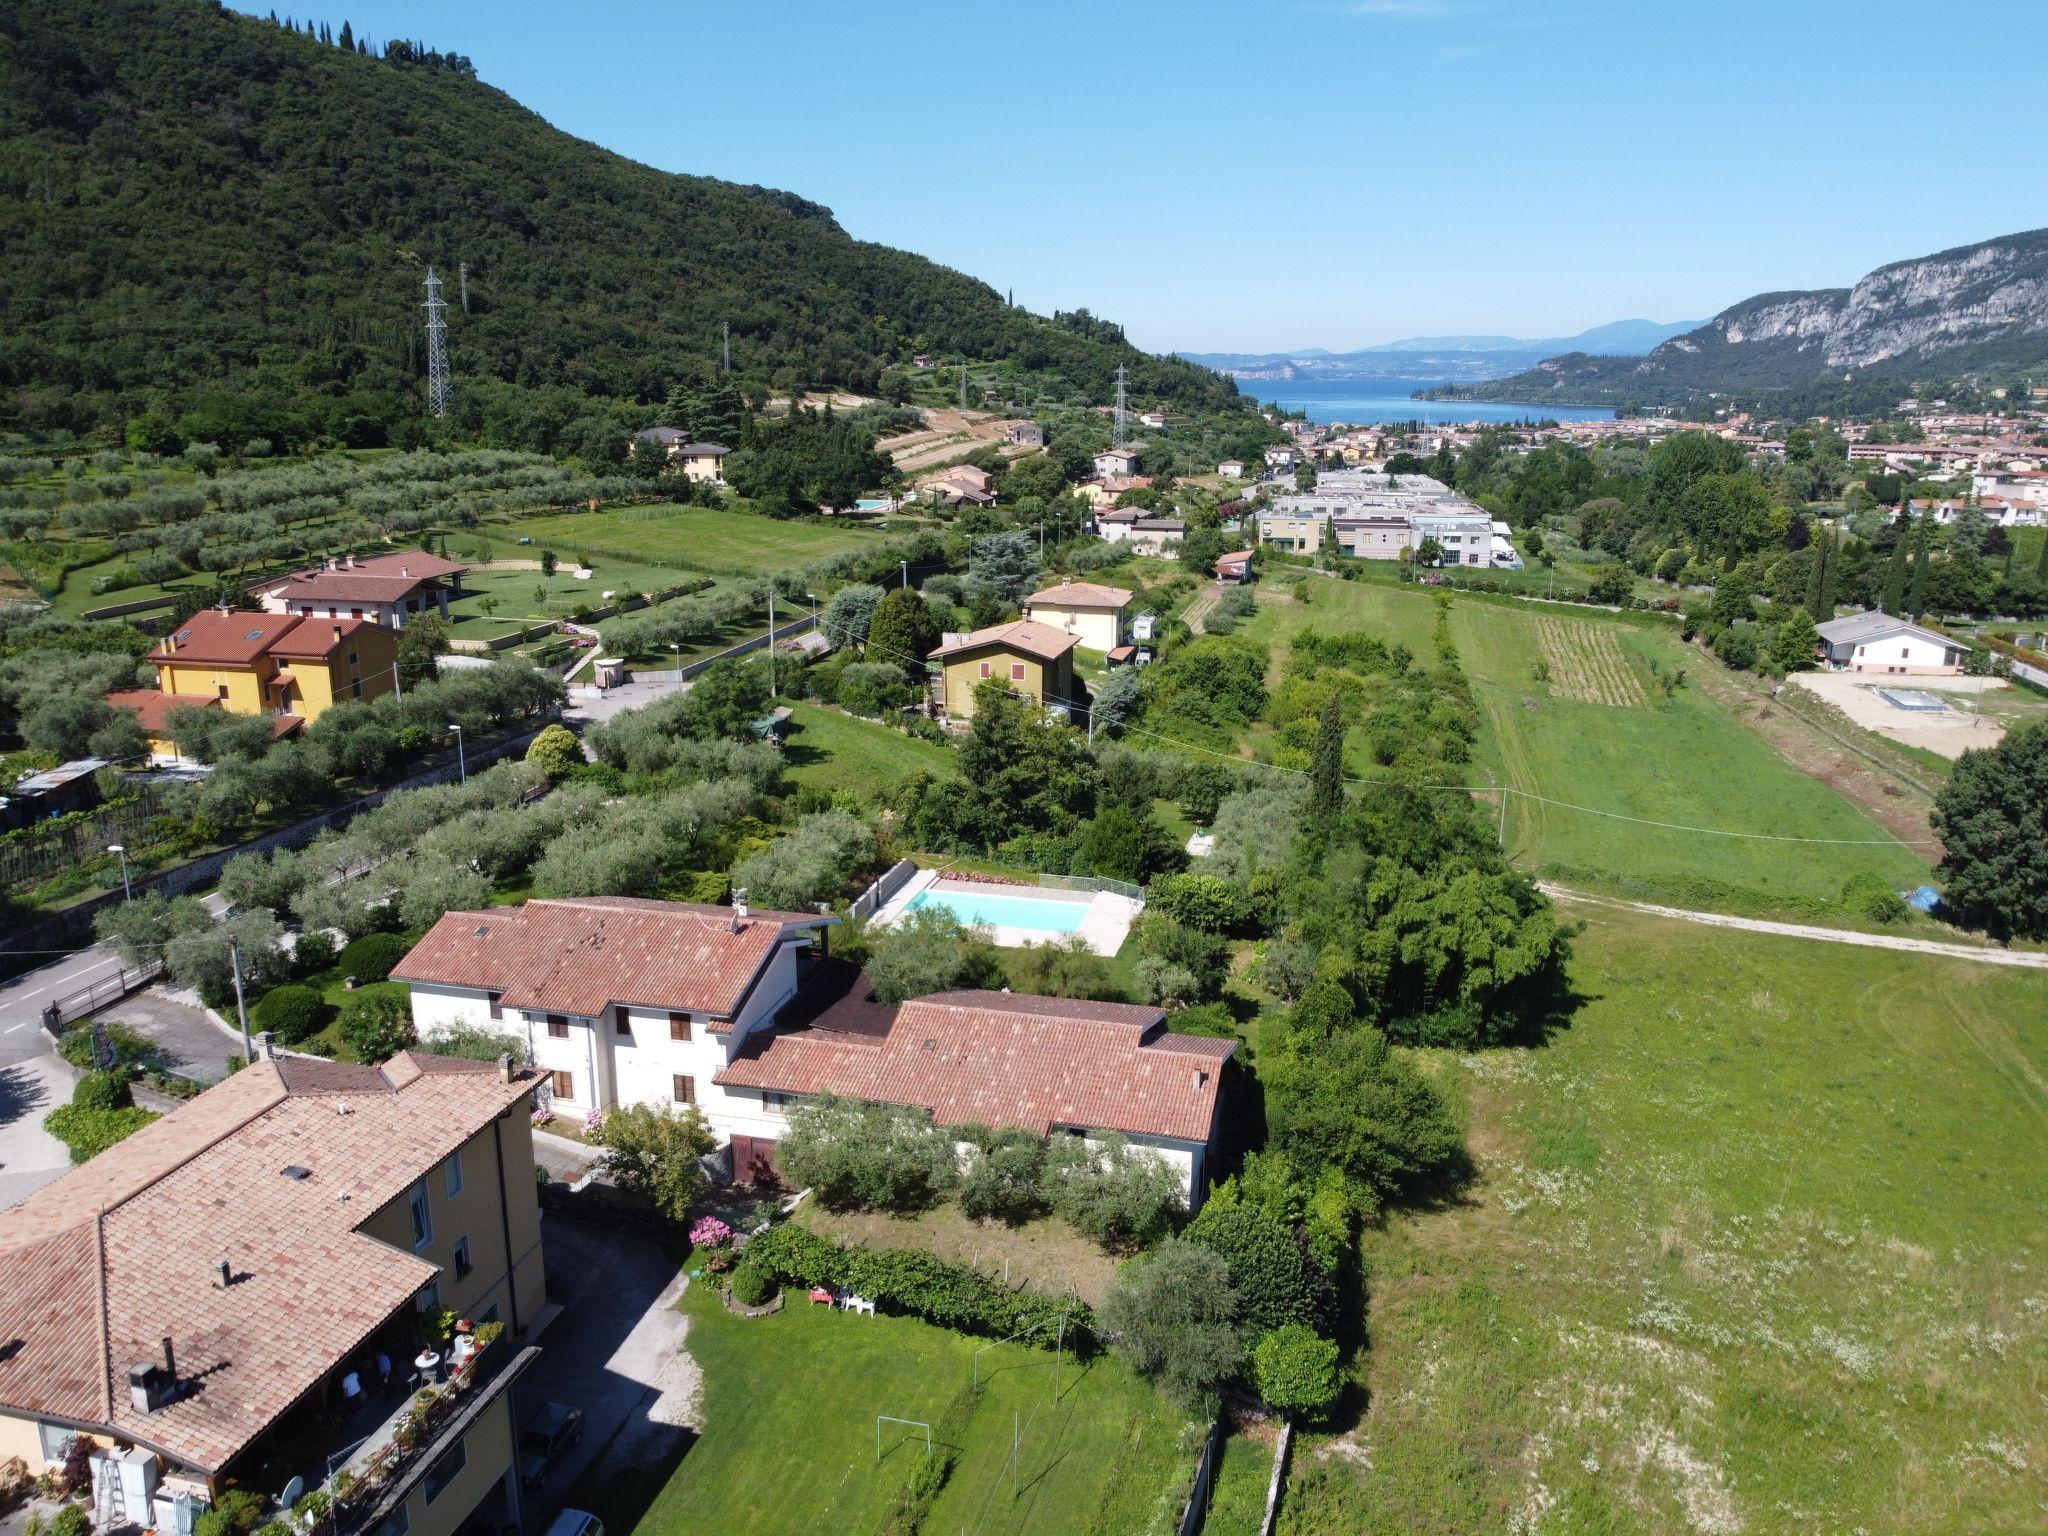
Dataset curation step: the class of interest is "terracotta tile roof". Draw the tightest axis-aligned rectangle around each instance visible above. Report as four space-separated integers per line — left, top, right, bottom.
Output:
105 690 218 736
152 611 304 666
267 617 374 660
256 551 466 607
930 619 1079 664
0 1054 538 1475
393 897 832 1024
714 989 1232 1143
1025 582 1134 609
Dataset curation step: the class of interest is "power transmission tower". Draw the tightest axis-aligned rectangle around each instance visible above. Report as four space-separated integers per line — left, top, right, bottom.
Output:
457 261 470 313
421 268 450 419
1112 363 1128 447
721 319 731 373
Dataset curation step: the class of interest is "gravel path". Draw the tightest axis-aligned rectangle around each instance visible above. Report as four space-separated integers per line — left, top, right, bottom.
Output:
1541 883 2048 968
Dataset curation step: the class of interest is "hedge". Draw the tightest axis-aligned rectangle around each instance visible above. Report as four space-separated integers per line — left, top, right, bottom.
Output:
336 932 412 984
45 1104 159 1163
743 1222 1091 1341
251 983 332 1044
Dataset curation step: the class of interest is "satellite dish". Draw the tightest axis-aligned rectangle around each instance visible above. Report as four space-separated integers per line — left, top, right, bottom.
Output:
281 1476 305 1514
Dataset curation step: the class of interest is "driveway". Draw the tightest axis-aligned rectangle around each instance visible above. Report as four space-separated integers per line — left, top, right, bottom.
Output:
101 989 238 1084
515 1215 698 1527
0 1054 73 1209
561 677 686 729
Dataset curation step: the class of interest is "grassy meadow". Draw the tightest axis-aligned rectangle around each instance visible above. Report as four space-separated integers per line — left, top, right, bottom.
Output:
1243 577 1934 918
593 1284 1195 1536
1297 905 2048 1533
475 503 888 581
779 701 954 801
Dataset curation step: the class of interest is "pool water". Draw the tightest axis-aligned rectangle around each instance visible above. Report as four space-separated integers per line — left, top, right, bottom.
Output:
907 887 1090 933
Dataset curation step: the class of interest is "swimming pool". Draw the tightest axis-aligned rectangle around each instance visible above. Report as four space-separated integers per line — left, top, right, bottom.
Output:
906 886 1091 934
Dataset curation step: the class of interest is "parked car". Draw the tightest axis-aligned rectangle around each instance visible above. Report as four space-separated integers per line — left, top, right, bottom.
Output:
542 1511 603 1536
519 1401 586 1487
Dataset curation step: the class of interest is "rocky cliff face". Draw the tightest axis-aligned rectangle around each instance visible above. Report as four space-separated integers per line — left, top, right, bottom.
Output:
1429 229 2048 407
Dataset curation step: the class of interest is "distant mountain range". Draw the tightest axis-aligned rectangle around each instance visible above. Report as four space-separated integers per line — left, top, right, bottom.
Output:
1424 228 2048 410
1183 319 1702 382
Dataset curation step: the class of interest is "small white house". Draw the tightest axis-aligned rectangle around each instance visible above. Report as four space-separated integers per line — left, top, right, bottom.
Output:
1022 581 1133 653
1217 459 1245 479
1814 611 1968 674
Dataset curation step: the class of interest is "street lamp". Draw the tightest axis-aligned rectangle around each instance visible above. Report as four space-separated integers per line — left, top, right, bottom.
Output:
108 843 132 904
448 723 466 784
900 559 909 590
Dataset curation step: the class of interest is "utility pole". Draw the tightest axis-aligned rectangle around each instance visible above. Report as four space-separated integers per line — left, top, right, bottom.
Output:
767 588 776 696
959 360 968 412
228 937 254 1064
421 268 450 419
457 261 470 313
900 559 909 590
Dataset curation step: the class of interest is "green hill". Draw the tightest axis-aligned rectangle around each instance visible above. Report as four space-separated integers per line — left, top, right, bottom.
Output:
0 0 1242 446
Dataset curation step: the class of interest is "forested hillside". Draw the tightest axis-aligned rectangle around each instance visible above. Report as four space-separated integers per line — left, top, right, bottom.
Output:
0 0 1241 448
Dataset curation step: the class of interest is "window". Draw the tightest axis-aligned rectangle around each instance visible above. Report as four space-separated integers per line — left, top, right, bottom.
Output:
477 1304 500 1327
764 1092 792 1114
669 1012 692 1041
1010 663 1026 682
416 1281 440 1314
422 1437 467 1505
408 1180 433 1250
550 1069 575 1101
1901 646 1910 658
487 991 503 1021
350 680 362 699
614 1008 632 1038
672 1075 695 1105
37 1422 72 1462
217 684 229 700
979 661 992 679
347 651 358 665
451 1236 473 1282
443 1150 463 1199
547 1015 569 1039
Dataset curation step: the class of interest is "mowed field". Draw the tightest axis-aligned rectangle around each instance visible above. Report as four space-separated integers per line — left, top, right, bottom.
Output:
595 1286 1194 1536
478 504 888 579
780 702 955 802
1306 906 2048 1534
1246 579 1933 917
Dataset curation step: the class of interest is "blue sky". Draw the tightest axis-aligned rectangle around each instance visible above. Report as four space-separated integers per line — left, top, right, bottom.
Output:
294 1 2047 353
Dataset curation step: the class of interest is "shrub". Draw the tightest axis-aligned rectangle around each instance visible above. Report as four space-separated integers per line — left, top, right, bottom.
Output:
1146 872 1250 934
70 1070 133 1112
45 1104 159 1163
1100 1238 1243 1410
49 1504 92 1536
336 983 416 1063
56 1020 156 1073
1839 871 1909 924
729 1263 776 1307
957 1128 1048 1225
1251 1324 1343 1418
1042 1133 1184 1252
292 930 338 978
336 931 411 984
743 1222 1088 1340
525 723 585 782
776 1095 955 1212
1185 1202 1331 1334
420 1024 531 1064
192 1488 265 1536
251 983 332 1044
593 1102 717 1222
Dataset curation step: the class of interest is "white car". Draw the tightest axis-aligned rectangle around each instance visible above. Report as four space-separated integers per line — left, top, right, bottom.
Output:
543 1511 605 1536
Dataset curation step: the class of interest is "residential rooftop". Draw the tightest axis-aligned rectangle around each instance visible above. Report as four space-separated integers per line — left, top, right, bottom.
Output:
930 619 1080 664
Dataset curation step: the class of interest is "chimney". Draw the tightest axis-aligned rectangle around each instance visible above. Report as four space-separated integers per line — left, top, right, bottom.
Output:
400 564 410 579
731 890 749 930
213 1258 231 1288
1192 1068 1208 1090
163 1337 176 1379
333 624 343 642
498 1052 513 1084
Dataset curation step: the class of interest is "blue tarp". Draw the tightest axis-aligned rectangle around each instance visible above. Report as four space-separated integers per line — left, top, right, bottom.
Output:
1905 885 1942 913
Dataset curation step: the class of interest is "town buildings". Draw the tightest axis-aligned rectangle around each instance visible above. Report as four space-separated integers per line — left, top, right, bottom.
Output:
393 901 1233 1204
1022 581 1133 653
250 551 467 630
930 619 1080 718
0 1052 545 1536
1255 470 1521 568
129 610 400 742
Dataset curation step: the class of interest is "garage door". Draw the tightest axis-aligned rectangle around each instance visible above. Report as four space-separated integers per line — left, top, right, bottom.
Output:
730 1134 782 1186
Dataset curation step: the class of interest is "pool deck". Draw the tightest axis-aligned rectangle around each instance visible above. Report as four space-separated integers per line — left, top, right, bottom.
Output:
874 869 1141 957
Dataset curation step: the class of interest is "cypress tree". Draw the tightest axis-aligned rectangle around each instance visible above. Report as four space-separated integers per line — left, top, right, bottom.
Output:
339 20 352 49
1905 516 1932 618
1805 531 1834 623
1880 517 1910 614
1308 692 1344 821
2036 529 2048 583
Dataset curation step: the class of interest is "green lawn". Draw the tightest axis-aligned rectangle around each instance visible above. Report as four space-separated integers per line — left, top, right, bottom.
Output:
780 701 953 801
595 1283 1195 1536
1203 1430 1277 1535
478 503 884 580
1305 906 2048 1533
1243 578 1934 918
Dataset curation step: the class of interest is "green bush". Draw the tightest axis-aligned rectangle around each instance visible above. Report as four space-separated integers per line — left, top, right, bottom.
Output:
775 1094 956 1213
1042 1133 1184 1253
57 1020 156 1072
336 931 411 984
45 1103 159 1163
1146 872 1251 934
336 983 417 1063
729 1263 776 1308
743 1222 1088 1341
251 983 332 1045
1185 1202 1331 1335
192 1487 265 1536
1840 870 1910 924
71 1069 134 1112
956 1128 1048 1225
49 1506 92 1536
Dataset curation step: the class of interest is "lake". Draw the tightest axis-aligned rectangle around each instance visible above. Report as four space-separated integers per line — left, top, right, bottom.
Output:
1237 377 1615 426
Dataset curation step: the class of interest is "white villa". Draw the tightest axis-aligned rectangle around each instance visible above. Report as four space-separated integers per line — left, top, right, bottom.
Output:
1814 611 1969 674
1022 581 1133 653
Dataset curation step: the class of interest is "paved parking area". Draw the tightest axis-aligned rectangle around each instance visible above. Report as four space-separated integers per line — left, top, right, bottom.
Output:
0 1055 74 1210
101 989 238 1083
515 1215 697 1527
1792 670 2016 758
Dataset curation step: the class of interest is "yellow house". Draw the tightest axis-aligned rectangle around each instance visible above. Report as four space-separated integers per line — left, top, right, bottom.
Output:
0 1051 547 1536
1022 582 1132 654
146 610 399 734
932 618 1080 720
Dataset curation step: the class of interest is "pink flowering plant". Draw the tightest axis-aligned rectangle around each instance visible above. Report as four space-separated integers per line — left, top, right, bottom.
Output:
689 1216 736 1271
